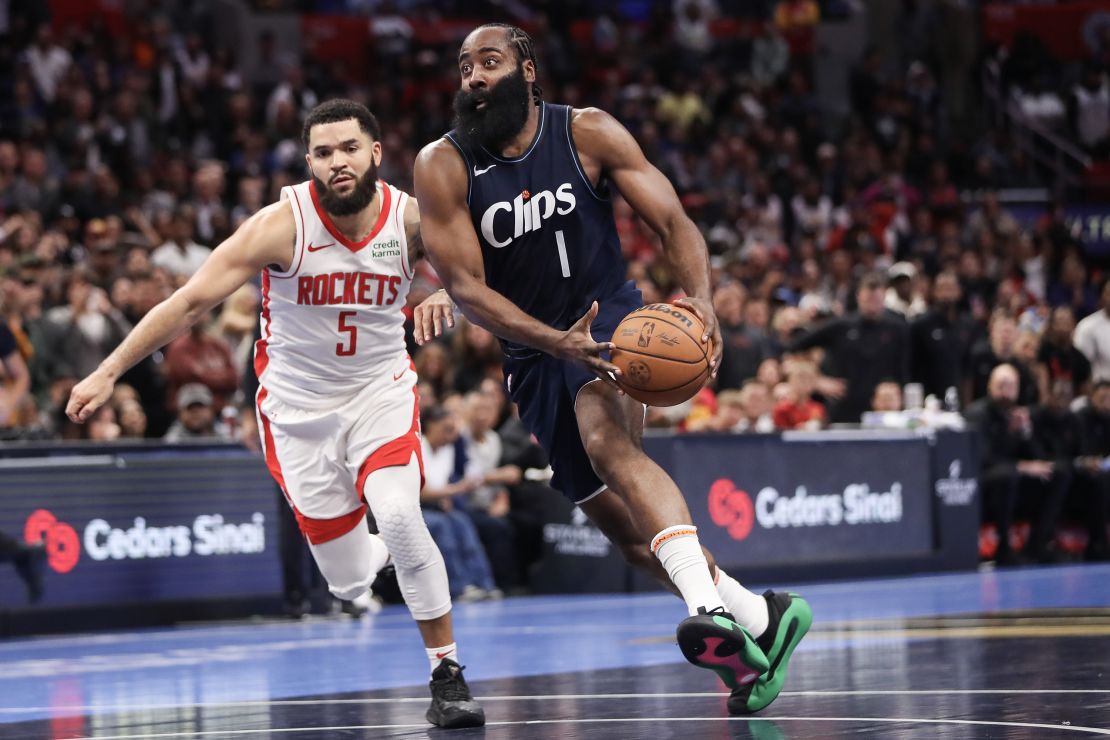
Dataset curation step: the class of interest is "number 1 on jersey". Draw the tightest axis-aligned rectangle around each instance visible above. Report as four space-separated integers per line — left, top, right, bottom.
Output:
336 311 357 356
555 230 570 278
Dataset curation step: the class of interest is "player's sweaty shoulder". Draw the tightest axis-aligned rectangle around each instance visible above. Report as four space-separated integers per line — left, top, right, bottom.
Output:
236 198 297 270
570 106 631 166
415 138 468 198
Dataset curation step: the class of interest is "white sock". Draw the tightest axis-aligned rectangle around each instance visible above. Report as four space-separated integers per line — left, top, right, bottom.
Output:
715 567 769 639
426 643 457 673
651 525 726 616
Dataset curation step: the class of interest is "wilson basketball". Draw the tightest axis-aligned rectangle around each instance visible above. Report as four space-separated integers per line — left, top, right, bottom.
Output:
610 303 711 406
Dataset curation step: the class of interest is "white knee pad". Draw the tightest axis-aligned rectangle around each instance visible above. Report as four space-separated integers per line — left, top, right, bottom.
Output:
364 456 452 621
308 515 390 601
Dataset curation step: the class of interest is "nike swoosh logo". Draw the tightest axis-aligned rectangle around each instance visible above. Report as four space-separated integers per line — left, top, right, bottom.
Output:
435 651 453 659
473 164 497 176
393 369 406 381
307 242 335 252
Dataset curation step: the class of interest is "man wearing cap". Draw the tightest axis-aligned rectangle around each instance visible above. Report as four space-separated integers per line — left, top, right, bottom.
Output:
885 262 926 319
163 382 229 443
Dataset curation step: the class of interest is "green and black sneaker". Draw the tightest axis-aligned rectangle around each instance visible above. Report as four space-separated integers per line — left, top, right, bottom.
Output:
727 590 812 715
676 606 770 690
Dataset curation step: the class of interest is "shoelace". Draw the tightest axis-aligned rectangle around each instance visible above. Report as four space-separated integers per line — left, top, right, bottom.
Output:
434 675 472 703
698 605 732 617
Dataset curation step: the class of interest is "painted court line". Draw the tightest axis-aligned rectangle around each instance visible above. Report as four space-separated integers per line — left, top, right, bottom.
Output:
73 716 1110 739
6 689 1107 715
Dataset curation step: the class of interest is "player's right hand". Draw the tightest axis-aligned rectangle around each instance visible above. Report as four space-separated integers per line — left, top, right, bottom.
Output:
413 288 455 345
66 371 115 423
552 302 624 394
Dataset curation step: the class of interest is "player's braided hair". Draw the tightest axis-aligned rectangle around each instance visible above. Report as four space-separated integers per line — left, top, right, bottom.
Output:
475 23 543 105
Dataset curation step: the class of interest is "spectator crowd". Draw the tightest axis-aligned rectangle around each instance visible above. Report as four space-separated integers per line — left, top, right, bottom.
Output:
0 0 1108 583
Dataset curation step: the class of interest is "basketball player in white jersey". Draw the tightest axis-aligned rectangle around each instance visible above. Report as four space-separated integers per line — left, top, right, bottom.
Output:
66 99 484 730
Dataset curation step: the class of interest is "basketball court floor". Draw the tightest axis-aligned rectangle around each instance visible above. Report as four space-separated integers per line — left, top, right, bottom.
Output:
1 564 1108 738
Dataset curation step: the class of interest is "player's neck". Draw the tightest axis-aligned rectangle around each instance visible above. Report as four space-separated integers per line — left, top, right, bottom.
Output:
328 188 381 243
495 102 541 159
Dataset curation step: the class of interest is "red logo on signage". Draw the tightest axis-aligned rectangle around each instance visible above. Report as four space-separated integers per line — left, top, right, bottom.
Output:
708 479 754 541
24 509 80 573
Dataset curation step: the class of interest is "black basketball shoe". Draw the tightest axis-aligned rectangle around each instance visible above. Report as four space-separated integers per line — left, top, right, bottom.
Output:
676 606 769 690
426 658 485 729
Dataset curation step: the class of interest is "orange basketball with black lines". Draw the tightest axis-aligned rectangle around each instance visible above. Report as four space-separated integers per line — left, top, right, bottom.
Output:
611 303 711 406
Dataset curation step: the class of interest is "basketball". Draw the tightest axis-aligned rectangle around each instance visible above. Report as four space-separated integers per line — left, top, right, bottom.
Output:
611 303 711 406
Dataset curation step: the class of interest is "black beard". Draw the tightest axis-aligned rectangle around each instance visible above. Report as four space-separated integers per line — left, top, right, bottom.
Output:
453 66 532 150
314 163 378 217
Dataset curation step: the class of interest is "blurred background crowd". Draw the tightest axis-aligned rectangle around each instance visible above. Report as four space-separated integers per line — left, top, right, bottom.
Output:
0 0 1108 585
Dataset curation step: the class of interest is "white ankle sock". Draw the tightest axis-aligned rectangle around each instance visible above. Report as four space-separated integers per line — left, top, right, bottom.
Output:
651 525 726 616
714 568 769 638
426 643 457 673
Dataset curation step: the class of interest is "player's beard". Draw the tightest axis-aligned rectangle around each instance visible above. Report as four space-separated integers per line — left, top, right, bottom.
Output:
453 64 531 150
313 162 378 217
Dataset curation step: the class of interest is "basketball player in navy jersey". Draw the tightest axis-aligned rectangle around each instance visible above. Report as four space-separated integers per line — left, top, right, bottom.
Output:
414 24 811 714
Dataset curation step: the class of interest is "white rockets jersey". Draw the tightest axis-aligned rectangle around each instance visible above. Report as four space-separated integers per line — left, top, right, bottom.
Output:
254 179 413 410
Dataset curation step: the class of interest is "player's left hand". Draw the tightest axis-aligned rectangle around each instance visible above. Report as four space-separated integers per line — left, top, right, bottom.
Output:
413 289 455 345
673 296 723 379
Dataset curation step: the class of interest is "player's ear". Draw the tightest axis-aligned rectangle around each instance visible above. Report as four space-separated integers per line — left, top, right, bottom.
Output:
523 59 536 83
372 140 382 166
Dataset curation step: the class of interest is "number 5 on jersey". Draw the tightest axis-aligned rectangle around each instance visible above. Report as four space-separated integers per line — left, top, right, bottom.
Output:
336 311 357 356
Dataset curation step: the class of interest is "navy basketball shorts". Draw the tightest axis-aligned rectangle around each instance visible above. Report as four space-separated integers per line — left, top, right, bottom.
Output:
503 285 643 504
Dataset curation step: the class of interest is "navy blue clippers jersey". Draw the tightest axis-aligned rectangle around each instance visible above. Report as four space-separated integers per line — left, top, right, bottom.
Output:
445 103 629 345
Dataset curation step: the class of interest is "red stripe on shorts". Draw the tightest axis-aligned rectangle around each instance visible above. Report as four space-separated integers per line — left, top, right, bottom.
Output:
257 386 368 545
355 368 425 496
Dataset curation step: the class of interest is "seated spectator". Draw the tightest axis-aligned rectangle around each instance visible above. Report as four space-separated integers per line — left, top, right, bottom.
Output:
871 381 903 412
1038 306 1091 398
711 389 746 432
966 310 1038 406
1073 381 1110 561
756 357 783 390
459 390 521 591
87 404 122 441
116 398 148 438
151 206 210 282
733 381 776 433
163 383 231 443
419 405 499 601
413 341 454 401
885 262 926 319
450 319 502 395
38 270 132 381
772 361 825 430
211 284 260 376
1074 280 1110 383
163 317 239 413
715 281 769 391
965 364 1069 564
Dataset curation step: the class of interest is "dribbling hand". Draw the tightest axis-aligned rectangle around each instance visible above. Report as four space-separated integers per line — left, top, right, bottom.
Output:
413 289 455 345
551 301 624 394
66 371 115 424
673 296 723 379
